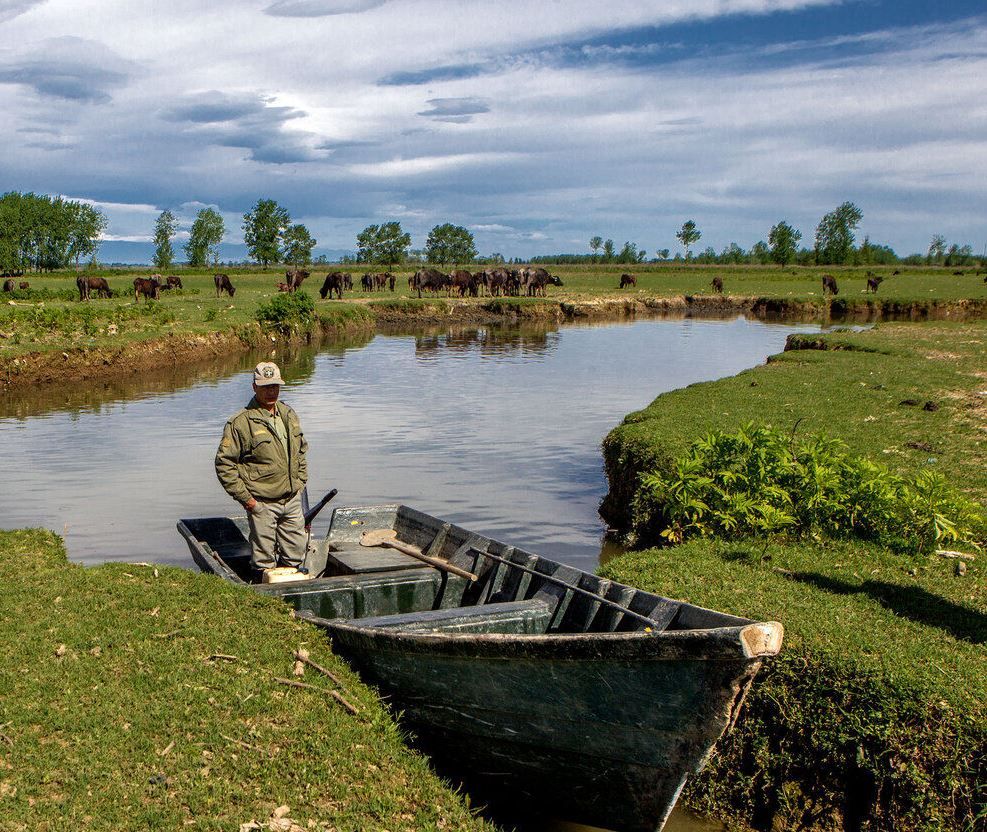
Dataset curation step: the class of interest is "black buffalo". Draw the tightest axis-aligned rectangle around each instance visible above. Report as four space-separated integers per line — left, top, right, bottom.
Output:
214 273 236 297
133 276 161 302
620 273 636 289
821 274 839 296
710 276 723 293
319 272 346 300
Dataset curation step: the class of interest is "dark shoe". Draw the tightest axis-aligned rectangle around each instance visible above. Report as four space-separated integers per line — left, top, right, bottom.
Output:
295 565 309 575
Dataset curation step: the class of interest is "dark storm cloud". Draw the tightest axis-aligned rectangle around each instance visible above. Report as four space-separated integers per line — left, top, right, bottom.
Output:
0 37 132 102
418 97 490 123
263 0 387 17
161 90 323 165
379 63 486 86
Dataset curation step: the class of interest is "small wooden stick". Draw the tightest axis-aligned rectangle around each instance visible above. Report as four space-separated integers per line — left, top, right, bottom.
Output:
207 654 239 662
274 677 359 715
294 650 345 688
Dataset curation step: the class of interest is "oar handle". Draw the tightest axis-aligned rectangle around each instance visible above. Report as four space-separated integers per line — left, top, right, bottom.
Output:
304 488 338 529
380 539 478 582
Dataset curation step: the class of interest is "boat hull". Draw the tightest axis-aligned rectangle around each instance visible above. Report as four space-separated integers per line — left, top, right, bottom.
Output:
320 624 761 832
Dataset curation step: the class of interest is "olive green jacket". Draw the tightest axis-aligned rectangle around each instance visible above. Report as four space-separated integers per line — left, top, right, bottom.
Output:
215 398 308 506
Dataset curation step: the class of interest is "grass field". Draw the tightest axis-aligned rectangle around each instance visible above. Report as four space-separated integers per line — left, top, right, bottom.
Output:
1 264 984 360
0 529 494 832
601 320 986 831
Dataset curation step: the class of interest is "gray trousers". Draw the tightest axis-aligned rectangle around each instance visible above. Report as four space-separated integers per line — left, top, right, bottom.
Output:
247 491 306 570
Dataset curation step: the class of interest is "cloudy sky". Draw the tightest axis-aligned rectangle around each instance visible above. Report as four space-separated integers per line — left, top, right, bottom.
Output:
1 0 985 260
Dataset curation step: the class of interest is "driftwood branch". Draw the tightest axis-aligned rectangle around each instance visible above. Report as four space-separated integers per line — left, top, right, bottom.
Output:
936 550 977 561
273 677 359 716
293 649 346 688
207 654 239 662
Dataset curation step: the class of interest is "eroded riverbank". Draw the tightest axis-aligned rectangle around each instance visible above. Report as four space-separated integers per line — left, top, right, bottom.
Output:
3 293 985 391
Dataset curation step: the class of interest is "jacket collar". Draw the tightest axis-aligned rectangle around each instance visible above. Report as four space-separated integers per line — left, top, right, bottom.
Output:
245 397 286 422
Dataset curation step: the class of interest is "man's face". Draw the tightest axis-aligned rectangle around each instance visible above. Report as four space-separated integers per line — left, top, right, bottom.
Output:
253 383 281 406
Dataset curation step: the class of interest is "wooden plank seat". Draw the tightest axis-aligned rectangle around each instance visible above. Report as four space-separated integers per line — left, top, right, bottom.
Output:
348 598 554 635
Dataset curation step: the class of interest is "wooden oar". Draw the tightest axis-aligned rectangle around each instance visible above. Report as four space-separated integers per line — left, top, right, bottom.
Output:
360 529 478 581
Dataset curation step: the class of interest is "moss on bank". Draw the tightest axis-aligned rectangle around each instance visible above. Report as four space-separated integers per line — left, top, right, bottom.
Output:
0 530 492 832
600 321 986 831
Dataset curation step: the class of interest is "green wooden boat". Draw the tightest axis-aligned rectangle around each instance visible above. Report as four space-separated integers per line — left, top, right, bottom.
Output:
178 501 782 832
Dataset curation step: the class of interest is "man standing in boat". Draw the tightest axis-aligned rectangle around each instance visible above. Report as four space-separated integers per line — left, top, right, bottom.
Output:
215 361 309 580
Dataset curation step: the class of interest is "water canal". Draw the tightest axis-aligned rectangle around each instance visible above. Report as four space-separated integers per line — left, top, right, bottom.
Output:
0 315 819 571
0 315 821 571
1 314 820 832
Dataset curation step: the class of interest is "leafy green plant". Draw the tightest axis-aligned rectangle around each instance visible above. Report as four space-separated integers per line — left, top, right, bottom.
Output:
631 423 983 553
255 290 316 334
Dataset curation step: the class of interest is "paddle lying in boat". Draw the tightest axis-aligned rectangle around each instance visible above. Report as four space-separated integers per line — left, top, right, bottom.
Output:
360 528 479 581
178 500 782 832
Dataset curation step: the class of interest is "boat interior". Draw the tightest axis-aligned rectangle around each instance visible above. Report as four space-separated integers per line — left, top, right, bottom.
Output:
179 503 750 637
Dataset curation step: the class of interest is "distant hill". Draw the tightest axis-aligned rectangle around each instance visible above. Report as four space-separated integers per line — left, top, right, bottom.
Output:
94 240 356 267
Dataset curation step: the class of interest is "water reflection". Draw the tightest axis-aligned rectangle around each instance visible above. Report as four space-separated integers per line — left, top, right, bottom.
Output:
0 316 819 568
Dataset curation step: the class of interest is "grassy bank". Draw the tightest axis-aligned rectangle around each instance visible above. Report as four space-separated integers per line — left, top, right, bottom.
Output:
0 530 493 832
1 265 984 361
600 321 986 831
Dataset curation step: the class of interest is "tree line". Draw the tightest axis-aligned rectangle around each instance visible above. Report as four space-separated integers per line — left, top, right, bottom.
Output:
0 191 107 272
575 203 981 268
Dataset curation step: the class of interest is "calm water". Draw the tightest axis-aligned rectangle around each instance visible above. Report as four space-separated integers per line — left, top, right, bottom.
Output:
0 316 818 570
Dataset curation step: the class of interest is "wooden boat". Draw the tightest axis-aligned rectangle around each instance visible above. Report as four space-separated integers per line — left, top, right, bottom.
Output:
178 501 782 832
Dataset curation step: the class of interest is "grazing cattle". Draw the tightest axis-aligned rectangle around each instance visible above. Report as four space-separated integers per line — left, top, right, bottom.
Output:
166 275 183 289
619 274 637 289
524 269 563 297
505 270 522 296
711 276 724 293
284 269 309 292
412 268 449 298
866 275 884 293
214 273 236 297
388 273 395 292
821 274 839 296
319 272 346 300
277 282 291 292
892 270 901 275
18 281 29 290
449 269 476 297
76 276 111 300
360 273 374 292
2 279 13 292
133 276 161 302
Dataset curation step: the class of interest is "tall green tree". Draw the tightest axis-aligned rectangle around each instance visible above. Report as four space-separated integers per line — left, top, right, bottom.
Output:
242 199 290 267
768 220 802 267
184 208 225 267
153 210 178 270
282 223 317 265
69 203 107 268
589 236 603 261
814 201 862 265
676 220 701 260
927 234 946 265
656 248 670 260
617 241 639 263
602 239 616 261
357 221 411 272
424 223 477 266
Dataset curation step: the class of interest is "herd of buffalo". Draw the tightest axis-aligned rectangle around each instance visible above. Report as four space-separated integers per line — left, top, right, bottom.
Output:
3 267 984 303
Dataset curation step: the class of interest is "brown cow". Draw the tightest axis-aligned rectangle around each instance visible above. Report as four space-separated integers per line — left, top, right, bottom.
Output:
319 272 345 300
449 269 475 297
214 273 235 297
18 281 29 290
619 273 636 289
77 276 111 300
2 279 13 292
412 268 449 298
166 275 183 289
524 269 563 297
710 276 723 293
866 275 883 293
133 276 161 302
821 274 839 295
285 269 309 292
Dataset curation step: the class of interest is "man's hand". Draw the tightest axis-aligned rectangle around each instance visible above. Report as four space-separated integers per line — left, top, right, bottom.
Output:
245 497 259 513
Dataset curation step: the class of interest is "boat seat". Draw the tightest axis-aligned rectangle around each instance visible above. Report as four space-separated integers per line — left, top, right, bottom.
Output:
348 598 554 635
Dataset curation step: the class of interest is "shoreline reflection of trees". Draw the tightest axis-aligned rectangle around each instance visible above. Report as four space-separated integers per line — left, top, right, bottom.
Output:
0 330 375 422
413 324 562 359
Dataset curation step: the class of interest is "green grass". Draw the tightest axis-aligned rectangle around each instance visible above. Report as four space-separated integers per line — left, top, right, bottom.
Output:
1 265 984 361
600 320 987 831
0 530 494 832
